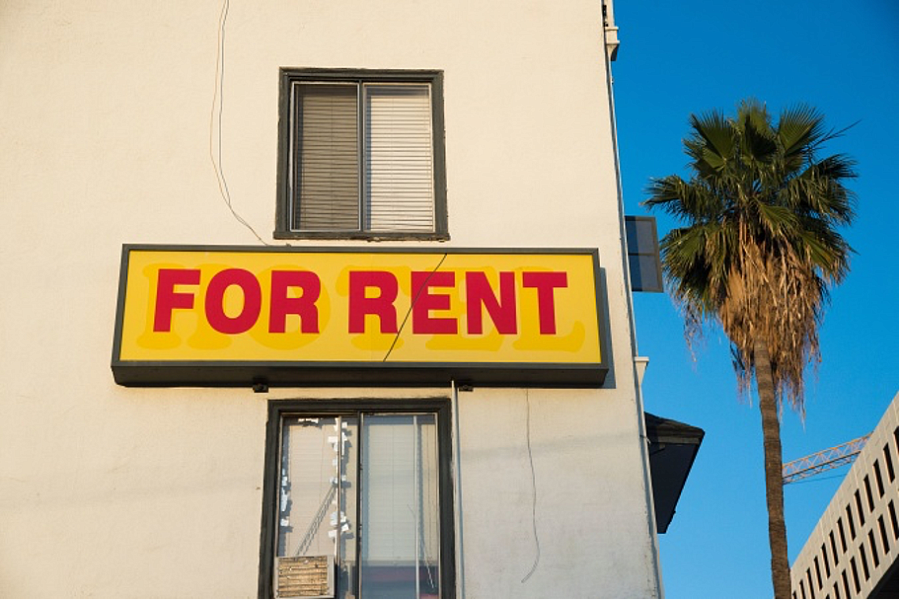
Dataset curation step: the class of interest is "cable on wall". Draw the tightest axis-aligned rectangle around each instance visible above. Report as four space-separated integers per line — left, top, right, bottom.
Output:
382 253 449 362
521 388 541 584
209 0 270 245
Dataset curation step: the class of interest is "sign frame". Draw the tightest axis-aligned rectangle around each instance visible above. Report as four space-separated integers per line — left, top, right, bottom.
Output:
111 244 611 388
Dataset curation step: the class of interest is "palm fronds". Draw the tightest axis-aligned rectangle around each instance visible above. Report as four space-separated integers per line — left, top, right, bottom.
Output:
644 101 856 413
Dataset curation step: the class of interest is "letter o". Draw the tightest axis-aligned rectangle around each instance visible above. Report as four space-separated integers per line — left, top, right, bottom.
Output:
205 269 262 334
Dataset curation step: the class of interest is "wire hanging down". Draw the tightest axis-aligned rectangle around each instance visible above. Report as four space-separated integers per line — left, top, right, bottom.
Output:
521 389 541 583
209 0 269 245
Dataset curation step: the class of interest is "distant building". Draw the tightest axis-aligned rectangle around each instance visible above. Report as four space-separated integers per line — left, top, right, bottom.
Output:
790 395 899 599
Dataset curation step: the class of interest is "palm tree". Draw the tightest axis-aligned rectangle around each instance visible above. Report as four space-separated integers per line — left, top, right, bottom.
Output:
644 100 856 598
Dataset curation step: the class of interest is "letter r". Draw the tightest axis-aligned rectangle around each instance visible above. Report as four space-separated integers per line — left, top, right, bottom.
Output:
348 271 399 334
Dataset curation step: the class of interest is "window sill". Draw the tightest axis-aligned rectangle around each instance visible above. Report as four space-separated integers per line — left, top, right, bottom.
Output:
273 230 450 242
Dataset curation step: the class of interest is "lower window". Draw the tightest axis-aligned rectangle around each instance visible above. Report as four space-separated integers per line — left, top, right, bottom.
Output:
259 400 455 599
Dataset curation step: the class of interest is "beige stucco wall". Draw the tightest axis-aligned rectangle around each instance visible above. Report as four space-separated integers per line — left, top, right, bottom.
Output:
0 0 659 597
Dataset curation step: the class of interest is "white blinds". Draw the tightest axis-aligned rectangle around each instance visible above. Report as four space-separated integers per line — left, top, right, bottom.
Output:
364 84 436 232
294 83 360 231
360 414 440 598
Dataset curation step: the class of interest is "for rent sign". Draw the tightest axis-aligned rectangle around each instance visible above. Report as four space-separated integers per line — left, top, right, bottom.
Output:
112 246 609 387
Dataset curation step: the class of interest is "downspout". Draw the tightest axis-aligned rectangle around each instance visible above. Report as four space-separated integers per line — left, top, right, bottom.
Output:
450 379 466 597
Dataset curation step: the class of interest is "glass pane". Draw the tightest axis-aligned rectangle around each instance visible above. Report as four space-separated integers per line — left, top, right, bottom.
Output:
276 417 358 598
360 414 440 599
294 83 360 231
628 254 663 293
624 217 658 255
364 84 435 232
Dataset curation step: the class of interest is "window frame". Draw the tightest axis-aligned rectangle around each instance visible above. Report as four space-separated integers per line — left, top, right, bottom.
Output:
275 68 448 241
624 216 664 293
257 398 456 599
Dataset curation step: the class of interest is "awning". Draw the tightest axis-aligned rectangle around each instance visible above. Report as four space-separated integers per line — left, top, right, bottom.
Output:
645 412 704 534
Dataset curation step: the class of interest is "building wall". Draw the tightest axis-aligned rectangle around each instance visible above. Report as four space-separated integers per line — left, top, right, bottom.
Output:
0 1 659 597
790 395 899 599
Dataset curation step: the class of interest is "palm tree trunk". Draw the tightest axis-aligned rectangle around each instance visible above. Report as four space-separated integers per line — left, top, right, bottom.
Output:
755 338 791 598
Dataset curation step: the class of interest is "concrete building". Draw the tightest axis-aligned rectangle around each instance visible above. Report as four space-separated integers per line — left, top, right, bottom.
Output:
790 396 899 599
0 1 694 597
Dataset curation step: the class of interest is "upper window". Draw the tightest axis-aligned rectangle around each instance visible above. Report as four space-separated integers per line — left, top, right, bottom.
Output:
276 69 447 240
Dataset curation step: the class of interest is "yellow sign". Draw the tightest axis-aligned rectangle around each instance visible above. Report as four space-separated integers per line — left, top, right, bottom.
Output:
112 246 608 386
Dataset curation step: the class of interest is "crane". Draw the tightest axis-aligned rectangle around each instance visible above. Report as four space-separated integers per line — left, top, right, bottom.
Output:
782 434 871 484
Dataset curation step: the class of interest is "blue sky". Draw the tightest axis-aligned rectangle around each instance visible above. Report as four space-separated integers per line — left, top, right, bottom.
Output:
611 1 899 597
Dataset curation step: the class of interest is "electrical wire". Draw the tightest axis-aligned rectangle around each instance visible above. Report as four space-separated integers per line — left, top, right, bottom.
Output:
209 0 270 245
382 253 449 362
521 389 541 584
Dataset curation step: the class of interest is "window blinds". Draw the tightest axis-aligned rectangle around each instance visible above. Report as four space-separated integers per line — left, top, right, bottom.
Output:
275 413 441 598
291 82 435 233
278 418 358 567
360 414 440 598
364 85 436 232
294 84 360 231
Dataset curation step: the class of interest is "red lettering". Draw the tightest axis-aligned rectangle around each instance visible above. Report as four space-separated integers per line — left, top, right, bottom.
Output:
153 268 200 332
269 271 321 334
412 271 457 334
348 271 399 334
466 271 517 334
522 271 568 334
205 269 262 334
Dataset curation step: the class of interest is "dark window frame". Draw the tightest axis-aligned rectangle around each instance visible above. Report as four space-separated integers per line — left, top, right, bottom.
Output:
275 68 448 241
624 216 663 293
258 397 456 598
